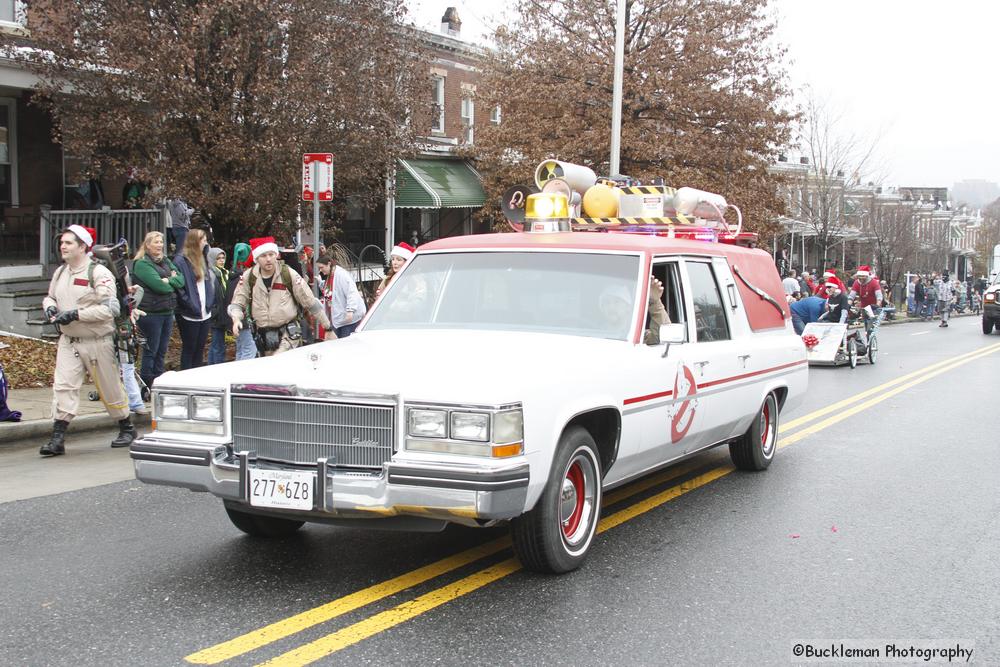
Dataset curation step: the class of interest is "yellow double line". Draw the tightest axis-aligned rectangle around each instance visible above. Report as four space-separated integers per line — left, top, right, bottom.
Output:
186 341 1000 667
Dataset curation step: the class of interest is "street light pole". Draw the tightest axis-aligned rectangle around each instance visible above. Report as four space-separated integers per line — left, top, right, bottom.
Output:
609 0 626 176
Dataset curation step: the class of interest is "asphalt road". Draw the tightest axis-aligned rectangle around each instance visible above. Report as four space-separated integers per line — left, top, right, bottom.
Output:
2 316 998 666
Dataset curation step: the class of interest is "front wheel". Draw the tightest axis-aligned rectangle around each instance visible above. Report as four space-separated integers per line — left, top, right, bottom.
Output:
867 335 878 364
729 392 778 471
225 505 304 538
848 338 858 368
983 318 994 335
511 426 602 574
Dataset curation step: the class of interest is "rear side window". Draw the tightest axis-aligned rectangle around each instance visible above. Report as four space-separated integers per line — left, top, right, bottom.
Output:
687 261 730 342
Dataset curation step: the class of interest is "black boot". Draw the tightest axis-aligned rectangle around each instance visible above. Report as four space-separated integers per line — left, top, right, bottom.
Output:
111 417 136 448
40 420 69 457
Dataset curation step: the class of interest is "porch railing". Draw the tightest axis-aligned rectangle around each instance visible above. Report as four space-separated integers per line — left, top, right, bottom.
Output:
40 205 168 265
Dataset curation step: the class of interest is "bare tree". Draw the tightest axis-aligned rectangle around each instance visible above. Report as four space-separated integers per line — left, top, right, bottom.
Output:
793 91 883 266
864 199 919 294
6 0 427 242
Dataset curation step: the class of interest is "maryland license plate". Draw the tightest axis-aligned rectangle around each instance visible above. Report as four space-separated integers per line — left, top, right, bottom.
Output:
248 469 313 510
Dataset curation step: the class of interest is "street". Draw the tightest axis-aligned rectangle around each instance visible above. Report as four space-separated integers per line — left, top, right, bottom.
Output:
2 316 998 666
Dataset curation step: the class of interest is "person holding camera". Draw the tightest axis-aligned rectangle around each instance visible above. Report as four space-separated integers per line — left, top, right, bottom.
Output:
228 236 333 356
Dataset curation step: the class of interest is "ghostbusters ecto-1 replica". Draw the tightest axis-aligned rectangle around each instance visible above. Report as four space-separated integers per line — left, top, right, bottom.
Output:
129 159 806 574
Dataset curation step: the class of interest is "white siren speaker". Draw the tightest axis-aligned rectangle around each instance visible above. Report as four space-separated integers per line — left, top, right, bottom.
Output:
534 160 597 195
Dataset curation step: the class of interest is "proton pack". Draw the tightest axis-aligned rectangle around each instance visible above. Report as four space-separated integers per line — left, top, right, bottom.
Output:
91 239 143 365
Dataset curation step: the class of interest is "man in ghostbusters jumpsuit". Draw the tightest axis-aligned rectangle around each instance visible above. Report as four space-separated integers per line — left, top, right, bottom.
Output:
40 225 136 456
229 236 333 355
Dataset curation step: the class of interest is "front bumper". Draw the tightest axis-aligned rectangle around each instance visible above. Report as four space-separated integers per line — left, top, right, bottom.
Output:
130 436 530 526
983 301 1000 319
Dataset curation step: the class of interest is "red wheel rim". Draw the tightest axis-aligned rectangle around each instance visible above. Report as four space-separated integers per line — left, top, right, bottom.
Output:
562 461 585 538
760 401 770 447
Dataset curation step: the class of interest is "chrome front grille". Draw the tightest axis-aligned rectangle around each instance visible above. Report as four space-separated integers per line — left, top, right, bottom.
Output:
231 396 395 469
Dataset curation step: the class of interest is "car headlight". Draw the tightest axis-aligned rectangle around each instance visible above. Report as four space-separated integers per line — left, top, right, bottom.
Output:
157 393 190 420
191 395 223 422
450 412 489 441
987 293 996 302
408 409 447 438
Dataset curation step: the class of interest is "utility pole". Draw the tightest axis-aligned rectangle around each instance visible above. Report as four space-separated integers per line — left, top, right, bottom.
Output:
609 0 626 176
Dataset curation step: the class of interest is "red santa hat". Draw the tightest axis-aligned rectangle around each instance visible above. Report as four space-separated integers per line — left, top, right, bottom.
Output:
249 236 280 262
390 242 415 261
854 265 871 278
824 278 846 291
822 268 837 279
66 225 97 249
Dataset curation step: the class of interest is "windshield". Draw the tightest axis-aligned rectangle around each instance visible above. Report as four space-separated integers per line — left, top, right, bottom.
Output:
364 251 641 340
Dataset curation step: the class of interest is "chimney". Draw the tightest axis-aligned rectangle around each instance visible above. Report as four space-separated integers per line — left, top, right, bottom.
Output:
799 157 809 165
441 7 461 37
778 154 788 162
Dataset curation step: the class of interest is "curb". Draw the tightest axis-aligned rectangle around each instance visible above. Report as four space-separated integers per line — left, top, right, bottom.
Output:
0 412 152 446
878 311 978 327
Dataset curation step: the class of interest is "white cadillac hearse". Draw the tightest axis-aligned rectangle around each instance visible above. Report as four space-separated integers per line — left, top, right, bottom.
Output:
131 192 807 574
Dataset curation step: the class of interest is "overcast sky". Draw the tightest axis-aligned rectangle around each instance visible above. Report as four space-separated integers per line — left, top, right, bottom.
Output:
409 0 999 188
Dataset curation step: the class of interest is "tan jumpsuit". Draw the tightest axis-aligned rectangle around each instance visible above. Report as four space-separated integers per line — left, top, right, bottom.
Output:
43 261 129 421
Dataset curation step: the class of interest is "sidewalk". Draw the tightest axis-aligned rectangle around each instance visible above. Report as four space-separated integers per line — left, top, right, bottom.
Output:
0 384 150 445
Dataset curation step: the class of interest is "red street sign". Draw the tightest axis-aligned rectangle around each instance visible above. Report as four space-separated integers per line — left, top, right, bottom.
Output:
302 153 334 201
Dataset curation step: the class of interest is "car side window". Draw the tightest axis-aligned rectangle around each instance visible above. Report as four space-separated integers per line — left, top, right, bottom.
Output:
644 261 685 345
687 261 730 342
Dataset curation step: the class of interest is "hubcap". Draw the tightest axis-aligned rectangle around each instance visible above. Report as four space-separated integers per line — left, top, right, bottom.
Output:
559 452 597 548
760 398 775 457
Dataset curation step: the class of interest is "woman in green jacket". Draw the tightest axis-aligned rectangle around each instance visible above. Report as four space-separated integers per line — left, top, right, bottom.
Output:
132 231 184 387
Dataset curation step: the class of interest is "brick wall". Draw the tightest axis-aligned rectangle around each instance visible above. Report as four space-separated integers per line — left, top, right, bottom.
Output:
427 47 491 144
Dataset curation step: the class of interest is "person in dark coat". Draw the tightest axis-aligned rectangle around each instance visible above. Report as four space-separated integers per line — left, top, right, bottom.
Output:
172 229 216 370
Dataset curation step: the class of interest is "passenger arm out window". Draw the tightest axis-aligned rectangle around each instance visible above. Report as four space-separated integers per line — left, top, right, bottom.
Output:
644 261 685 345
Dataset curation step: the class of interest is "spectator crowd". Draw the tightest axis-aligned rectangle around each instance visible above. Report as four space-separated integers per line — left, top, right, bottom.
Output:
778 262 987 335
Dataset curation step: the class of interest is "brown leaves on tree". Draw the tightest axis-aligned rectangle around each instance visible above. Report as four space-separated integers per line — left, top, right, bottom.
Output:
0 336 57 389
9 0 429 243
465 0 795 235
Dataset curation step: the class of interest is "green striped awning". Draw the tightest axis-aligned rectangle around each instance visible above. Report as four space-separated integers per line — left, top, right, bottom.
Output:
395 158 486 209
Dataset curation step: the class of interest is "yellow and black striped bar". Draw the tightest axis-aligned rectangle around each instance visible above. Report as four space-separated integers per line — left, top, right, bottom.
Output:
618 185 677 197
571 213 697 227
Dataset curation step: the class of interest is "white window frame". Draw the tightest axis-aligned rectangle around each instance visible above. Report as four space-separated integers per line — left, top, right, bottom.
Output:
461 96 474 144
0 97 19 206
431 76 445 133
491 105 501 125
0 1 26 29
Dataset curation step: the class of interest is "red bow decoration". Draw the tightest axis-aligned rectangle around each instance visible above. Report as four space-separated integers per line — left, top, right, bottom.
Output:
802 334 819 349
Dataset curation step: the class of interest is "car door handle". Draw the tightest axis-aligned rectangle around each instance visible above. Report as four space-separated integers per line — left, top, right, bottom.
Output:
694 360 710 375
738 354 751 368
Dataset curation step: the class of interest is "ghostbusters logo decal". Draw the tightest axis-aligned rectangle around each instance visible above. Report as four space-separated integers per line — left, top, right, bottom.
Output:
670 363 699 444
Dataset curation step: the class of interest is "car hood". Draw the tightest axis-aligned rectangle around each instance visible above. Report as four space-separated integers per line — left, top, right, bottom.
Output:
154 329 633 405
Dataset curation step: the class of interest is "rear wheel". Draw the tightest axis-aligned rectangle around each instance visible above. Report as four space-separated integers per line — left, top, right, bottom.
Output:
511 426 602 574
983 318 994 334
225 505 304 538
848 338 858 368
867 335 878 364
729 392 778 471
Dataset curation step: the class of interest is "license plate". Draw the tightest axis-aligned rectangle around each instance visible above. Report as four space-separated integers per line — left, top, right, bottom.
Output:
248 468 313 510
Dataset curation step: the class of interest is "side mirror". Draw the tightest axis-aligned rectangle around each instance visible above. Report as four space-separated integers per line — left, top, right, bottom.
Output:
660 323 685 358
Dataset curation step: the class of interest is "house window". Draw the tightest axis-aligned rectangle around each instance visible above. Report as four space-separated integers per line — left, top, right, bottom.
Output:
491 105 501 124
431 76 445 133
461 96 474 144
0 0 24 26
0 98 17 205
